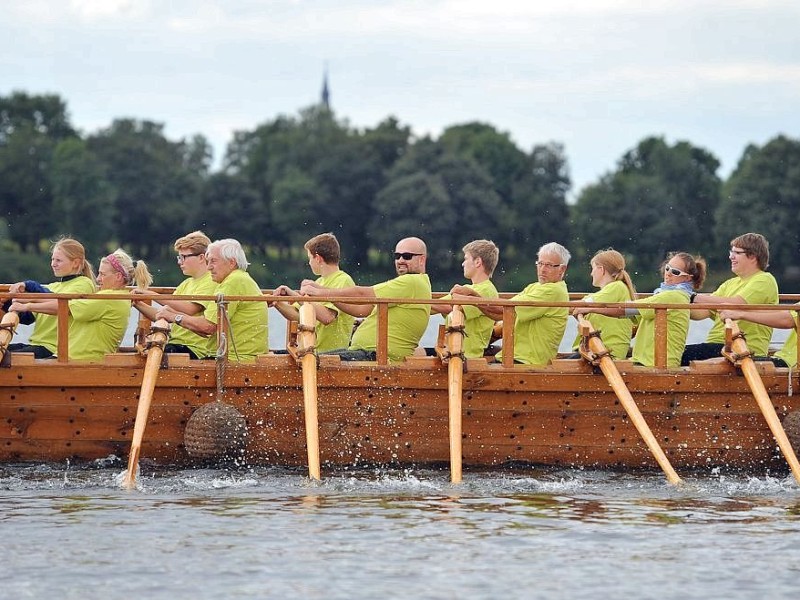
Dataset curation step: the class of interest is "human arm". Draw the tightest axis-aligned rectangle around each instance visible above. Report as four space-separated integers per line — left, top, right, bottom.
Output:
440 286 503 320
300 279 376 318
572 305 626 318
8 298 59 315
719 308 796 329
154 305 216 337
690 293 747 320
272 284 339 325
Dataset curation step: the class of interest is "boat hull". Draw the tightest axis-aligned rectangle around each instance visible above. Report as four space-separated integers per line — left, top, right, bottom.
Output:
2 353 798 474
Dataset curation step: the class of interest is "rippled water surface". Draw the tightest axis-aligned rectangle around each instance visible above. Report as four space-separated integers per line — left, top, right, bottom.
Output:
2 461 799 599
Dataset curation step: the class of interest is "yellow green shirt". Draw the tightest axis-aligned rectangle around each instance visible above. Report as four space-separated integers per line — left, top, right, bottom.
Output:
310 270 356 352
705 271 778 356
171 271 218 359
572 280 633 360
29 275 96 353
204 270 268 362
440 279 499 359
631 289 690 368
350 273 432 363
68 289 131 361
499 280 569 366
775 308 800 368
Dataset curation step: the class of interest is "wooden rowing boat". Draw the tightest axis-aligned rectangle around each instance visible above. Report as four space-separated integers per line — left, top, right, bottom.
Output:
2 290 800 478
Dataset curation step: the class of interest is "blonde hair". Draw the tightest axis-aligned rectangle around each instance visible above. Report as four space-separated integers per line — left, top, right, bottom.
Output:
463 239 499 277
591 248 636 299
103 249 153 289
52 237 96 285
174 230 211 254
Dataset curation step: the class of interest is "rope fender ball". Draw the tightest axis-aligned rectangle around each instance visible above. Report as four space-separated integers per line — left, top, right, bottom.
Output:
184 402 248 462
783 411 800 454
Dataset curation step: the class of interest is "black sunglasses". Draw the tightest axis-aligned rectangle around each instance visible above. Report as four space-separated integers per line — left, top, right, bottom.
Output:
176 252 204 262
393 252 423 260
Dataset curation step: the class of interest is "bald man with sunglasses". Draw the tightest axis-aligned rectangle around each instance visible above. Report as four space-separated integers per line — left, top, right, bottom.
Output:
300 237 432 363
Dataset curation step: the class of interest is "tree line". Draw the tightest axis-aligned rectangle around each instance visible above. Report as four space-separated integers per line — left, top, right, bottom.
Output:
2 90 799 293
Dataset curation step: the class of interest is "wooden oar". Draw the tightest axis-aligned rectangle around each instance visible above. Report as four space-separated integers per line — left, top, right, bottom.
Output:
724 319 800 483
298 303 321 480
122 318 170 490
0 311 20 364
445 307 466 483
577 316 682 484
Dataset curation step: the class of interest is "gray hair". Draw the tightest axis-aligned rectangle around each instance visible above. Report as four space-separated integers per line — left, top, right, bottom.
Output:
207 238 250 270
538 242 571 266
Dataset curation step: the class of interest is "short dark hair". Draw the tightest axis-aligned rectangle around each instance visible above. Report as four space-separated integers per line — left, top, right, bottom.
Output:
304 233 341 264
731 232 769 270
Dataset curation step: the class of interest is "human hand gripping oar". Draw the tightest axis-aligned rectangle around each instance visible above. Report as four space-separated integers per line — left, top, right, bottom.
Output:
577 316 682 484
724 318 800 483
0 311 21 363
444 306 466 483
298 302 321 480
122 318 170 490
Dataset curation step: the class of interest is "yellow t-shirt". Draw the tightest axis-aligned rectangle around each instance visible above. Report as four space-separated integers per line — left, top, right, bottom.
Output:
572 280 633 360
498 280 569 366
68 289 131 361
440 279 499 359
204 270 268 362
170 271 218 359
311 270 356 352
705 271 778 355
350 274 432 363
631 289 689 368
29 275 96 353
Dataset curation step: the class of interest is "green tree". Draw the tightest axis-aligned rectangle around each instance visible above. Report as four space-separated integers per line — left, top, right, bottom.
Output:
572 136 721 288
716 135 800 281
0 92 77 251
87 119 208 257
197 172 265 247
370 140 507 284
50 138 116 258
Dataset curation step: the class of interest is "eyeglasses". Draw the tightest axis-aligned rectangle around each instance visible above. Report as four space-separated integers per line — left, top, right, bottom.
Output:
535 261 562 269
393 252 423 260
729 249 749 258
664 264 690 277
177 252 204 262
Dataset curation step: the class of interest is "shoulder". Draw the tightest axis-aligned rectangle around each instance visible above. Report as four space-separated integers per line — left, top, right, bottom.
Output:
471 279 499 298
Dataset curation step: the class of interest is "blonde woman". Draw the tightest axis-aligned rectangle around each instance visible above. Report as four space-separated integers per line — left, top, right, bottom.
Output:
576 252 706 367
571 249 636 359
7 237 96 358
68 249 153 361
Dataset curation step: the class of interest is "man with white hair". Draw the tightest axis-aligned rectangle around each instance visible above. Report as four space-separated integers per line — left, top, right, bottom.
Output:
466 241 570 366
156 238 268 362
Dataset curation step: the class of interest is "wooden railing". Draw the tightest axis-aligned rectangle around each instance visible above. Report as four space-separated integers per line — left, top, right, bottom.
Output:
1 288 798 368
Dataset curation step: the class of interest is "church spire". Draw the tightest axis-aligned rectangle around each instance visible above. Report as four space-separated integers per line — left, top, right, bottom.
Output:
321 63 330 110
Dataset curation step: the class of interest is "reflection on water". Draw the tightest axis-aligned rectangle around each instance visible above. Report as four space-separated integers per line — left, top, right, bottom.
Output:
1 463 799 599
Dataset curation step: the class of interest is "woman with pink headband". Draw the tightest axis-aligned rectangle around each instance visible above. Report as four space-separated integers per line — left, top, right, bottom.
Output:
68 249 153 361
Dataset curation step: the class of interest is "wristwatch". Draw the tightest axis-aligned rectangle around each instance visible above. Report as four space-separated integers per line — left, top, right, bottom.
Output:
174 314 184 325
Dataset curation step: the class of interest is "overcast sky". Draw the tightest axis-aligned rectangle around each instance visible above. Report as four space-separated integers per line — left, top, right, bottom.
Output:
2 0 798 195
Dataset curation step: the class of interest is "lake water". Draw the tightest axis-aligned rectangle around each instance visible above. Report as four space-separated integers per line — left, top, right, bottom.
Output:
1 464 799 599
